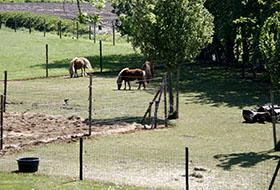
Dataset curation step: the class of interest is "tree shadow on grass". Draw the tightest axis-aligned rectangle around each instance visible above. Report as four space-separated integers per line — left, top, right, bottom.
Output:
30 53 145 74
214 150 280 170
31 54 271 108
85 116 169 128
178 63 271 108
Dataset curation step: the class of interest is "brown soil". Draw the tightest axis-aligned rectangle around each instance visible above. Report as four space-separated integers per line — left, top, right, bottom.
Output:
0 112 156 156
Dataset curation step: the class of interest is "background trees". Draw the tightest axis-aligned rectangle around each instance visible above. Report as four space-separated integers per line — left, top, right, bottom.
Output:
205 0 280 79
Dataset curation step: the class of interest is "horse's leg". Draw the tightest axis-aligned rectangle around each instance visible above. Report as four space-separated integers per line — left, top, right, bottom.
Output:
75 69 78 77
128 81 131 90
83 67 87 76
124 81 126 90
137 80 141 90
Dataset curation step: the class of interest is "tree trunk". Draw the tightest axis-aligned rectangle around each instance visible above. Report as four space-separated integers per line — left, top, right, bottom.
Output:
270 84 280 151
213 36 220 64
175 65 180 119
77 0 82 15
241 25 249 78
225 36 235 64
168 67 174 114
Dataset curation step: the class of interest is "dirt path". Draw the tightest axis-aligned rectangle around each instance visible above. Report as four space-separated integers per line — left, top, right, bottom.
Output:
0 2 117 31
0 112 150 156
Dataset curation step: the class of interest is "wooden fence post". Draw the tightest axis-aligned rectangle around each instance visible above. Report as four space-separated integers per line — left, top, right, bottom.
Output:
59 21 62 39
151 77 165 129
1 95 4 150
100 40 103 73
88 74 92 136
270 84 278 150
89 25 91 40
141 89 161 126
46 44 48 78
175 65 180 119
73 21 75 39
164 73 168 127
94 24 96 43
29 18 31 34
44 18 46 37
185 147 189 190
112 21 115 46
79 137 83 180
14 17 16 32
0 14 2 29
76 22 79 39
3 71 7 112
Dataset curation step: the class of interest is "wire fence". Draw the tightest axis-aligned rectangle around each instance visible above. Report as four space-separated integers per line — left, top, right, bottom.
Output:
1 142 280 190
0 75 280 189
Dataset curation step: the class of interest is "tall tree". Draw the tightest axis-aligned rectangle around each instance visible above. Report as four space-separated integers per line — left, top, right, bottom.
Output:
112 0 214 118
260 11 280 150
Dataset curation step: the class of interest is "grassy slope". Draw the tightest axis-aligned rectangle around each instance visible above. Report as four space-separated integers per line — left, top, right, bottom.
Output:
0 27 141 80
1 29 280 189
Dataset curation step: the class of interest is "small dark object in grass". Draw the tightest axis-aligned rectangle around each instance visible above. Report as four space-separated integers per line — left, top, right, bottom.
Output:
16 157 40 173
242 103 280 123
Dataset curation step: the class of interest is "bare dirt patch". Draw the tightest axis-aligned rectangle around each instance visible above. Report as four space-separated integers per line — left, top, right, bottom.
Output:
0 112 154 156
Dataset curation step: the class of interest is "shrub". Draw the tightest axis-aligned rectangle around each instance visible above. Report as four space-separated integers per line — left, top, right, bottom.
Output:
0 11 89 34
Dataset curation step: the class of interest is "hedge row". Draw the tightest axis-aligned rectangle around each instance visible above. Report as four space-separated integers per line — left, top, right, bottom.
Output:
0 11 89 35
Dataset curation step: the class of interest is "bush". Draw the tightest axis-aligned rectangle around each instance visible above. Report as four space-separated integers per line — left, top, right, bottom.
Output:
0 11 89 35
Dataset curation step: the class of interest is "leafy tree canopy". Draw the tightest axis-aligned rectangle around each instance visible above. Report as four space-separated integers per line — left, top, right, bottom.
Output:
112 0 214 67
260 11 280 87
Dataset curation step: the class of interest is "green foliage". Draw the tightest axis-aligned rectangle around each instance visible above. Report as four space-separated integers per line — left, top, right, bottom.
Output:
112 0 214 67
260 11 280 86
77 0 106 25
0 11 89 35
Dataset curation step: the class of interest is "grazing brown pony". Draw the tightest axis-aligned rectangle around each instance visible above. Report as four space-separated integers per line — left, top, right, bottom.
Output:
69 57 93 78
142 61 154 83
117 68 147 90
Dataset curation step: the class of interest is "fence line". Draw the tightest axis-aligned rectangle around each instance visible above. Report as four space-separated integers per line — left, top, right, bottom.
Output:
0 14 121 44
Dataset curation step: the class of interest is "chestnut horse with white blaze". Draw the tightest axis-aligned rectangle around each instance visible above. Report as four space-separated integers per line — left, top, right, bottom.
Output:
117 68 147 90
69 57 93 78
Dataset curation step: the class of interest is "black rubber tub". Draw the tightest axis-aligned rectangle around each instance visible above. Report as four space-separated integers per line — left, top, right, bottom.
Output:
16 157 40 173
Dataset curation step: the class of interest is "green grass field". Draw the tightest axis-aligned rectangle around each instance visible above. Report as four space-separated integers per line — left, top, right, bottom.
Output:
0 27 142 80
1 27 280 189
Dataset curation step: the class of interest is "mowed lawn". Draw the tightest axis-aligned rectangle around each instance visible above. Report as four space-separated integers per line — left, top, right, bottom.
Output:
1 28 280 189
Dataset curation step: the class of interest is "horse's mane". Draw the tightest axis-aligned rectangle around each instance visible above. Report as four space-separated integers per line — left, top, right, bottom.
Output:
81 57 93 70
117 68 129 84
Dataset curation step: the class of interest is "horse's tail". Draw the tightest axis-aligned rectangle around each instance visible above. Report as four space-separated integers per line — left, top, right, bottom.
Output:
69 57 78 77
117 68 129 84
142 70 148 88
81 57 93 70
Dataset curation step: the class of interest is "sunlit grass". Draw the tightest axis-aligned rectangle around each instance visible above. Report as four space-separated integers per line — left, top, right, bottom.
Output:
1 28 280 189
0 27 141 80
